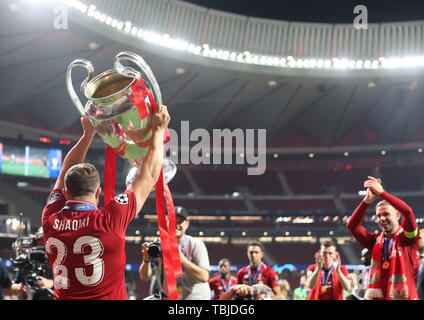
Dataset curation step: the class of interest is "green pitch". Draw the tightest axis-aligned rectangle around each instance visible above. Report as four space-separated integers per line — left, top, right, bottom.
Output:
1 161 49 178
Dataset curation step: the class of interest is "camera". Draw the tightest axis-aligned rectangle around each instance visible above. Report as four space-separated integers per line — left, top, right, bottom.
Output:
146 240 162 258
11 236 47 272
11 235 53 300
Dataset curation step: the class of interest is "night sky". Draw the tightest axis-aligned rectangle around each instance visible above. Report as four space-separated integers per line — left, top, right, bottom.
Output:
182 0 424 24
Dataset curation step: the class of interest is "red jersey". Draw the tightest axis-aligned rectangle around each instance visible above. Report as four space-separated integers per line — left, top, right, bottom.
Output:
306 264 348 300
208 274 238 299
347 191 419 299
42 189 136 300
236 262 279 289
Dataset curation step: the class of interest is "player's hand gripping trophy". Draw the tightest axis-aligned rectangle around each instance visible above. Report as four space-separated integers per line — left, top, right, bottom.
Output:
66 51 176 185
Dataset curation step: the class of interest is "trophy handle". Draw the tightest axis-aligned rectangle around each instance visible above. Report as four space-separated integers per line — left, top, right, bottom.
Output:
66 59 94 116
113 51 163 107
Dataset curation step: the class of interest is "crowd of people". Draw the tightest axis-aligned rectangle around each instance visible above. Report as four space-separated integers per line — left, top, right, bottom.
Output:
1 109 424 301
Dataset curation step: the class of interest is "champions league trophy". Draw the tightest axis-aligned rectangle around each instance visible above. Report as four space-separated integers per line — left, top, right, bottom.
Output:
66 51 176 184
66 52 182 300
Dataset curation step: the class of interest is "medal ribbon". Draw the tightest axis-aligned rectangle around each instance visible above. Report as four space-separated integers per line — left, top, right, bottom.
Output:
382 237 394 263
248 262 263 285
62 203 98 212
221 276 232 292
321 264 334 287
180 235 188 255
103 77 179 300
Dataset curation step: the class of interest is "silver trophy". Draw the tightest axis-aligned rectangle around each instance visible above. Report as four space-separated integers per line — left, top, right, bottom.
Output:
66 51 176 184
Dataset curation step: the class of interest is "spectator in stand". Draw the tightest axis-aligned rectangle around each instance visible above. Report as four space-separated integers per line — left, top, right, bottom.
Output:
305 241 351 300
208 258 238 300
236 242 281 299
346 176 419 300
292 272 309 300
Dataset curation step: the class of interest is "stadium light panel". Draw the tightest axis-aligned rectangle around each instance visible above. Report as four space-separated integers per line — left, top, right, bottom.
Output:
59 1 424 71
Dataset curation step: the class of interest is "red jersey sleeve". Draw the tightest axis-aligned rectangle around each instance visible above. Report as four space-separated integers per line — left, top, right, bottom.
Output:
340 265 349 277
306 264 316 278
103 190 137 239
268 267 280 288
42 190 66 231
346 200 377 250
236 268 244 284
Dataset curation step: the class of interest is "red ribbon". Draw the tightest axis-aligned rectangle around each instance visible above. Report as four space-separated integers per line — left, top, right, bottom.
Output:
103 77 179 299
103 146 116 204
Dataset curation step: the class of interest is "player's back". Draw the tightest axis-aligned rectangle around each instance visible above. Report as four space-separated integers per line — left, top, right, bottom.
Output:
42 191 136 300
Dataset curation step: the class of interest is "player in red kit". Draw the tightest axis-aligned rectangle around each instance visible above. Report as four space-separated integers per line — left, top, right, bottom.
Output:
236 242 281 299
305 241 351 300
347 176 419 300
208 258 238 299
42 106 170 300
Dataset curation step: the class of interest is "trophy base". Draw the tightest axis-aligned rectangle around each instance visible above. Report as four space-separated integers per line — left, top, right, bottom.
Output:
125 158 177 188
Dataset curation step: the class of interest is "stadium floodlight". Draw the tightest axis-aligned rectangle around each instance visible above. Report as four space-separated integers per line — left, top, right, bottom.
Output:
137 28 144 38
60 1 424 71
87 4 95 17
116 21 124 31
124 21 132 33
324 60 332 68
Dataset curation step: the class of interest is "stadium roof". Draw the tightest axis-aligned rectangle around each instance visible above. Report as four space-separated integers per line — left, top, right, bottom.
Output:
184 0 424 24
0 0 424 152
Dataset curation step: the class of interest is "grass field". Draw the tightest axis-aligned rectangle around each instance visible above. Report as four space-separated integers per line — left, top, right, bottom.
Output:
1 161 49 178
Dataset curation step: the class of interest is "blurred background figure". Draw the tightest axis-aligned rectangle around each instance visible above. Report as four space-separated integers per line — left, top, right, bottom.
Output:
277 279 292 300
292 272 309 300
208 258 238 300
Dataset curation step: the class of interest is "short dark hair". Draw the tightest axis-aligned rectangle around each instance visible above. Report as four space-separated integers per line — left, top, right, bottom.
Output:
219 258 231 266
321 240 337 250
247 242 264 252
64 163 100 197
376 200 390 209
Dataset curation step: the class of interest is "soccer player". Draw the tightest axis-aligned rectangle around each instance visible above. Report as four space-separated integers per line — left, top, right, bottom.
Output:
42 105 170 300
208 258 238 299
347 176 419 300
236 242 281 299
305 241 351 300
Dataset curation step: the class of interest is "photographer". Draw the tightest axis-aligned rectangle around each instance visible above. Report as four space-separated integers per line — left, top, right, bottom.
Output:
139 240 165 300
0 258 26 300
139 206 210 300
12 227 54 300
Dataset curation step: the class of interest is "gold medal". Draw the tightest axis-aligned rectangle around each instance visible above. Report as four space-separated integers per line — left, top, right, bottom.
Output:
382 261 390 269
321 285 327 293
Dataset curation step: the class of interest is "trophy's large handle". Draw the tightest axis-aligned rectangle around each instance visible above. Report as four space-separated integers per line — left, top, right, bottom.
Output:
66 59 94 116
113 51 163 107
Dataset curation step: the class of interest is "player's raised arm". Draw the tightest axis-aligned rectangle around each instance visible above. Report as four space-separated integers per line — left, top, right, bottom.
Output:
52 116 96 191
127 105 170 214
